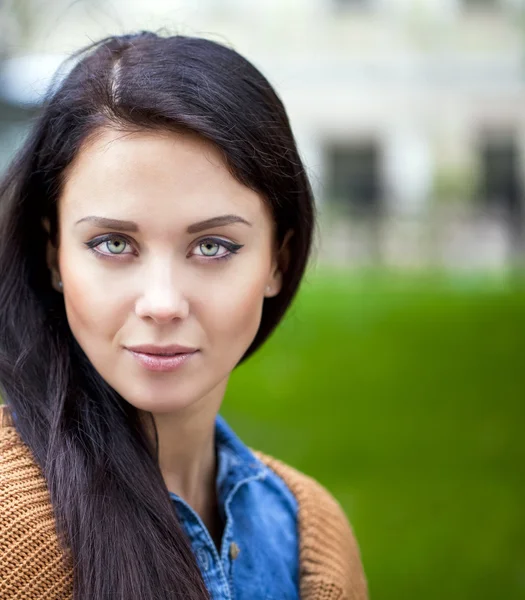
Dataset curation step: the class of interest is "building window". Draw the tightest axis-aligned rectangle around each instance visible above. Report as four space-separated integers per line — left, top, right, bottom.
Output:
325 141 382 216
478 134 522 216
0 100 34 177
462 0 501 10
331 0 370 11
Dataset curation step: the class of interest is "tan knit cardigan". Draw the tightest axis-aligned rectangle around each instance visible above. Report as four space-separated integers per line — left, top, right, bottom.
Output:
0 405 367 599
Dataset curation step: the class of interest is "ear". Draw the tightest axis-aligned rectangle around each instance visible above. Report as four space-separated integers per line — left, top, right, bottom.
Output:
43 218 63 293
264 229 294 298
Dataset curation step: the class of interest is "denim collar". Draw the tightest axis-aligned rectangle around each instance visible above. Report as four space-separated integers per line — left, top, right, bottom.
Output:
214 414 267 512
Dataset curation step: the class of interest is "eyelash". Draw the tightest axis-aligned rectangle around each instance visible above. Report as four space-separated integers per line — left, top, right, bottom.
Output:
85 234 244 262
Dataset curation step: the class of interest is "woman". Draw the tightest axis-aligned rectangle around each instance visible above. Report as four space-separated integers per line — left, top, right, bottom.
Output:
0 32 367 600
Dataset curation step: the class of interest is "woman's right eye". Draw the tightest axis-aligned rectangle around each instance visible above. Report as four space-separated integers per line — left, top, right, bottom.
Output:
85 235 135 258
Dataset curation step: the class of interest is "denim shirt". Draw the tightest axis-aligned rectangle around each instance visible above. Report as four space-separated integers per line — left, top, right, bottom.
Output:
169 414 300 600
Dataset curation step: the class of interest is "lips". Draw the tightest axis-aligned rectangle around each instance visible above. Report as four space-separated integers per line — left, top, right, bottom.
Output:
125 345 199 373
126 344 198 356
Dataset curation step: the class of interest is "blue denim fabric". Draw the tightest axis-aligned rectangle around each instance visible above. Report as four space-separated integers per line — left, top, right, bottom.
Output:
169 414 300 600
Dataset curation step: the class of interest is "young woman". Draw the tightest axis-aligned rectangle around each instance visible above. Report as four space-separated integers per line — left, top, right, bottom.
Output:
0 32 367 600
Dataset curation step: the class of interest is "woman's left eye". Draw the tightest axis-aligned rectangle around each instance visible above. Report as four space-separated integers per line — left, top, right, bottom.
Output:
191 238 243 261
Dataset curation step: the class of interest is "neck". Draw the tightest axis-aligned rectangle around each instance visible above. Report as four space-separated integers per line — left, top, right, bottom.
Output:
155 407 217 512
139 377 228 537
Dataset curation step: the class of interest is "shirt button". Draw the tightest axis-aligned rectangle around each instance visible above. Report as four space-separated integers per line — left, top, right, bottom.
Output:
229 541 240 560
196 548 209 571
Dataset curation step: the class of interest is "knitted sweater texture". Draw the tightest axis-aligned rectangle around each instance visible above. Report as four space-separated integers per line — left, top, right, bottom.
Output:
0 405 367 599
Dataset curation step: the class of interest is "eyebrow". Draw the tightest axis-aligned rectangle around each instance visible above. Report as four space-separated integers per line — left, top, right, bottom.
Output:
75 216 138 231
187 214 252 233
75 214 252 233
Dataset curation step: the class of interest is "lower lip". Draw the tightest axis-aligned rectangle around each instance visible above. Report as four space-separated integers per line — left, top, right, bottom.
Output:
126 350 198 372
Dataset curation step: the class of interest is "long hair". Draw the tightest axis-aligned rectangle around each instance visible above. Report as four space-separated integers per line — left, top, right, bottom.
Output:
0 32 315 599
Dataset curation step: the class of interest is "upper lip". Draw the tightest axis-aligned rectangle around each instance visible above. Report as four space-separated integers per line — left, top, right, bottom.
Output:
126 344 198 355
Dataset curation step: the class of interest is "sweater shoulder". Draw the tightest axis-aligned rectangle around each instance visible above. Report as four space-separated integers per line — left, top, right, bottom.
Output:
253 449 368 600
0 418 73 597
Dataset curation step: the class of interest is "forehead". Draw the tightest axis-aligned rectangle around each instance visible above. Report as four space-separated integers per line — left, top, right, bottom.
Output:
59 127 273 231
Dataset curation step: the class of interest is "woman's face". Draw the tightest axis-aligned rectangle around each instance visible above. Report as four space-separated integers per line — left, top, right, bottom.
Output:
50 128 283 414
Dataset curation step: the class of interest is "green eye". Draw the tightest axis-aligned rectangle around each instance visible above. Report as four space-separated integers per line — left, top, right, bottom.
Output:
191 237 244 261
106 239 127 254
199 241 220 257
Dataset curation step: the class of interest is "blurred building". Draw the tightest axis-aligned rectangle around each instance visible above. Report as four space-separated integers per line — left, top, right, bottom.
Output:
1 0 525 268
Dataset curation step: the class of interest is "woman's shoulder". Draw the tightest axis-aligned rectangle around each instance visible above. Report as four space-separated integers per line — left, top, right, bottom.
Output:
0 405 74 598
0 406 52 517
253 449 368 600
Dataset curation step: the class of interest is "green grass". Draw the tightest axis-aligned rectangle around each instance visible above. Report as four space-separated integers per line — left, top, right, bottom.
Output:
222 270 525 600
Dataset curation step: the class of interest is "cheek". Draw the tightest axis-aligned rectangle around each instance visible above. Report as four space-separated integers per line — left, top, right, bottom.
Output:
202 273 266 347
59 254 126 346
199 248 275 352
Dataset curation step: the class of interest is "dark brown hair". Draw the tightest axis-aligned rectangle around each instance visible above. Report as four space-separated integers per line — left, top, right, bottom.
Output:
0 32 315 599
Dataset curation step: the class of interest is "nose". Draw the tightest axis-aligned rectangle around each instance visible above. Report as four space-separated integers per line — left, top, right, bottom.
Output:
134 265 190 324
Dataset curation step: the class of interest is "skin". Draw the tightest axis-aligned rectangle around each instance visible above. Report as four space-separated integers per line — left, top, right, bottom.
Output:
46 127 289 542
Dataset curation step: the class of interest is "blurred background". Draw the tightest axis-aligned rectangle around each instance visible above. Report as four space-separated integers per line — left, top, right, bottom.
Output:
1 1 524 598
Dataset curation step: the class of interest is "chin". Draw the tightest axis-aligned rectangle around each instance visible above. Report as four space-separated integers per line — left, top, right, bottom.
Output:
91 356 197 412
125 394 197 415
